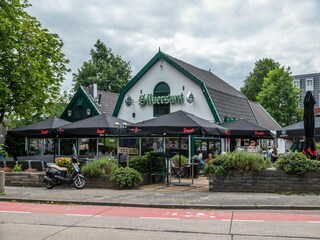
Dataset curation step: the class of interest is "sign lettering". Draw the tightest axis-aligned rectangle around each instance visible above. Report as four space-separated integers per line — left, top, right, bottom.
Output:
183 128 194 133
139 93 184 106
118 147 139 155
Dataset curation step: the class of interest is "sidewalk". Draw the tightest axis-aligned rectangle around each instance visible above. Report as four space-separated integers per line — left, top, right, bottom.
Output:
0 176 319 210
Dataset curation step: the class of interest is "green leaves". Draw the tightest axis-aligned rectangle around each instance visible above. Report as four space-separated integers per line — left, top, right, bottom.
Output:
72 39 132 93
110 167 142 188
241 58 280 102
204 152 271 177
257 67 302 127
0 0 70 125
276 152 320 175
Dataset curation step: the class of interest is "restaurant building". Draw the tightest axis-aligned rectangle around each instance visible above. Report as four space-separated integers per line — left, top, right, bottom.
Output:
11 50 281 159
112 50 280 156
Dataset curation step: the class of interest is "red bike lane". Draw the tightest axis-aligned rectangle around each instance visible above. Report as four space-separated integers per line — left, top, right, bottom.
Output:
1 202 320 222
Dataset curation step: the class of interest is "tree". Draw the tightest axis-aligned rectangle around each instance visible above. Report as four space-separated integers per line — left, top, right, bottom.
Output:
0 0 69 126
72 39 132 93
241 58 280 101
257 67 302 127
8 90 71 129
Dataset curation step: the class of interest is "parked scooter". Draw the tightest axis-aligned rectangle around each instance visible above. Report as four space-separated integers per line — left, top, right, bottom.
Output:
44 156 85 189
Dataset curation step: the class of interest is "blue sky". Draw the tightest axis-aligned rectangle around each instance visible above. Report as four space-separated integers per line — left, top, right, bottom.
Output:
27 0 320 92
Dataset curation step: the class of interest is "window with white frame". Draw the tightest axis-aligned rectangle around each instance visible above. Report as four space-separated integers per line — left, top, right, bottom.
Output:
306 78 314 91
293 79 300 89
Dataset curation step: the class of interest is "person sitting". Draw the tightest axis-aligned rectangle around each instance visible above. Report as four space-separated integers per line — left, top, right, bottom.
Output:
247 140 258 153
205 153 213 164
271 148 278 162
198 153 205 173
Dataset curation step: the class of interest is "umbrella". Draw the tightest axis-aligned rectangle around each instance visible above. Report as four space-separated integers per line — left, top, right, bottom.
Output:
276 117 320 138
129 110 228 136
302 91 317 159
7 117 71 138
61 113 130 137
129 110 228 182
222 119 273 138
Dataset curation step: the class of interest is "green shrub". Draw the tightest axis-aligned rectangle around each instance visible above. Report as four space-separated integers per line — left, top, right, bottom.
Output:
129 156 149 173
12 163 23 172
110 167 142 188
55 157 72 173
275 152 320 175
81 157 118 177
171 154 188 167
0 144 8 158
204 152 271 176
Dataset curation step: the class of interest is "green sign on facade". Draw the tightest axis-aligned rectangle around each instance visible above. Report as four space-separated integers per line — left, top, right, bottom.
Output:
139 93 184 106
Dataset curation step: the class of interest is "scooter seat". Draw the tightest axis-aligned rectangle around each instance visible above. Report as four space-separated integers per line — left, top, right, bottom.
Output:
48 163 68 172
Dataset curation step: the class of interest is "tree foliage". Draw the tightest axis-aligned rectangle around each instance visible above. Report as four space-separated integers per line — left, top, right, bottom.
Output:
72 39 132 93
241 58 280 101
0 0 69 126
8 91 71 129
257 67 302 127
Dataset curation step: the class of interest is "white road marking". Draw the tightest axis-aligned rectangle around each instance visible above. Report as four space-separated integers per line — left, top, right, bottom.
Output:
308 221 320 223
140 217 179 220
234 220 265 222
64 214 93 217
0 211 30 214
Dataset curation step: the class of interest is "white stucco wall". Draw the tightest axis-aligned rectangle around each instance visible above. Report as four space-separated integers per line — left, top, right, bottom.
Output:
117 60 216 123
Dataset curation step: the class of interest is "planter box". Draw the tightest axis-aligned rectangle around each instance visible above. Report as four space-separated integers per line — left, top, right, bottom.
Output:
5 171 151 188
209 170 320 193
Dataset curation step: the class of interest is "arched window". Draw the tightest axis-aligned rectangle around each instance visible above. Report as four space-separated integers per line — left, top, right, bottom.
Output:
153 82 170 117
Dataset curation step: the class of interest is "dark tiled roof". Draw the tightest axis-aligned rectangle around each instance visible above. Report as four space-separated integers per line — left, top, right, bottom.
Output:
166 53 281 130
208 88 257 124
83 87 119 116
249 101 281 130
166 55 245 98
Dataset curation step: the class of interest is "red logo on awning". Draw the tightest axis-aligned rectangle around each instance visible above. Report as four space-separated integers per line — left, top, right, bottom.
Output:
254 131 264 135
183 128 194 133
134 127 139 133
96 129 105 134
41 130 48 135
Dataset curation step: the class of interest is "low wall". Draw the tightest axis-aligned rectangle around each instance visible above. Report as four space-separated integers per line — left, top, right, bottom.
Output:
5 172 150 188
209 170 320 193
5 172 46 187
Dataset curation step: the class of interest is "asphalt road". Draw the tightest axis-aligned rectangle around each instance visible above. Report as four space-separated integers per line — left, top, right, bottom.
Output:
1 202 320 240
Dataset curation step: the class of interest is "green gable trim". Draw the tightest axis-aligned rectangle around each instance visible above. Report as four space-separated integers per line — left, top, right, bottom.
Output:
113 51 164 117
61 86 100 121
112 51 221 124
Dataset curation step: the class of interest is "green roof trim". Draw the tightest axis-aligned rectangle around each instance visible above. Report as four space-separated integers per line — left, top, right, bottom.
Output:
112 51 221 123
61 86 100 121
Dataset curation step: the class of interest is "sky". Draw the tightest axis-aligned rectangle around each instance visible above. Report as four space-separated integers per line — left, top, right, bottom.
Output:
27 0 320 92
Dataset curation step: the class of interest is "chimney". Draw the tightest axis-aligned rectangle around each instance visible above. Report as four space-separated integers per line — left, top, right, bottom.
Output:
90 83 98 99
98 94 102 105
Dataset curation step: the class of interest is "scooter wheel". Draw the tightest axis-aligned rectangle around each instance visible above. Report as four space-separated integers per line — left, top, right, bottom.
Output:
44 180 54 189
74 176 85 189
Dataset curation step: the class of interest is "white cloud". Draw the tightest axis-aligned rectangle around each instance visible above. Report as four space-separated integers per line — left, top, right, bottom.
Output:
27 0 320 91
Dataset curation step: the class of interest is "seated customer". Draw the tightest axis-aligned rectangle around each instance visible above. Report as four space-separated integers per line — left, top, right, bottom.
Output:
205 153 213 164
247 140 258 153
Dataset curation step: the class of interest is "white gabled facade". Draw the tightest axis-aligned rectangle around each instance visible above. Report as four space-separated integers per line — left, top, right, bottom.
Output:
116 60 215 123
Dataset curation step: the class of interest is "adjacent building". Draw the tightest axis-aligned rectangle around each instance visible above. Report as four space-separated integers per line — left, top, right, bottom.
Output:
293 73 320 111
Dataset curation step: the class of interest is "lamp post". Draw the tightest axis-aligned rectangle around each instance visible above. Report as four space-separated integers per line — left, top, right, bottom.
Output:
114 121 127 166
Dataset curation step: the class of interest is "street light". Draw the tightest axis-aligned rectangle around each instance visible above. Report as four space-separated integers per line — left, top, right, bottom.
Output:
114 121 127 166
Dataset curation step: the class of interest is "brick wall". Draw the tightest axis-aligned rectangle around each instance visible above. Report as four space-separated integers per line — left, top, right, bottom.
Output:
5 172 45 187
209 170 320 193
5 172 150 188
